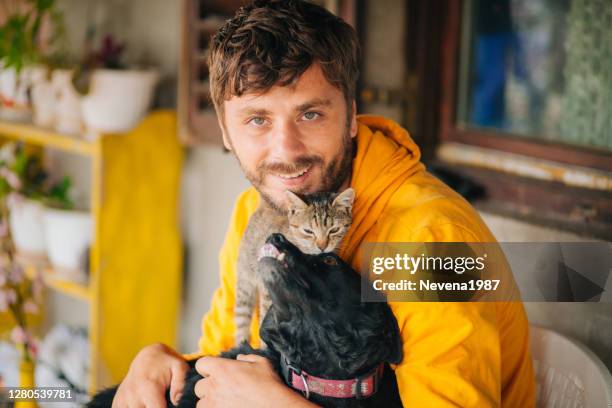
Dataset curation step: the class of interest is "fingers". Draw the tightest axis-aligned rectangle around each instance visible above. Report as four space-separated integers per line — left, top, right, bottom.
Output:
236 353 268 363
195 355 225 376
169 359 189 406
194 376 209 400
111 389 150 408
112 393 164 408
111 343 185 408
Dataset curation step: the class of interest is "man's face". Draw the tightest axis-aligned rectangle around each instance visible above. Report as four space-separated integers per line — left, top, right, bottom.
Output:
220 63 358 211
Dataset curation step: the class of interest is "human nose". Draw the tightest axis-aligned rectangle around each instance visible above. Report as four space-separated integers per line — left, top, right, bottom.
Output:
269 119 305 159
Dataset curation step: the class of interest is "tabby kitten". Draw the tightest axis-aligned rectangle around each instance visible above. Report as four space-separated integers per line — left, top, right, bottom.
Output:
234 188 354 346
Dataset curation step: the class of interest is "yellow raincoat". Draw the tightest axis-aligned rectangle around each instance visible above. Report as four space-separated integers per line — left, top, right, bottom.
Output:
190 115 536 407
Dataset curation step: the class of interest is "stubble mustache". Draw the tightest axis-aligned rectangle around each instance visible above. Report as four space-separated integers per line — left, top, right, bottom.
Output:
255 156 323 180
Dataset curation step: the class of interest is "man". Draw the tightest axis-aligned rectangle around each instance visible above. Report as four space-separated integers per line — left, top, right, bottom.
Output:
113 1 535 407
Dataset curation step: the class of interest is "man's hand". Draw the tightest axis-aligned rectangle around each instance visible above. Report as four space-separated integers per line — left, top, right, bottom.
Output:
112 343 189 408
194 354 318 408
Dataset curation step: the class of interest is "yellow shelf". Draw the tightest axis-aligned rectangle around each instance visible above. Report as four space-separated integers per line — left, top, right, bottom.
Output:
5 111 183 392
0 120 97 156
25 265 91 302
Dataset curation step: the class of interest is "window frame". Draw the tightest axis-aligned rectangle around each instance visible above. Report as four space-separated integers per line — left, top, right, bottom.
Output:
434 0 612 240
439 0 612 173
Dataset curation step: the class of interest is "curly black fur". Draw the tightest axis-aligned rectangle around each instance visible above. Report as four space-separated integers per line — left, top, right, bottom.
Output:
88 233 403 407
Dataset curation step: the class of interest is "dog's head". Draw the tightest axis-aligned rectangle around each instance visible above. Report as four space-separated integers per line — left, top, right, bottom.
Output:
257 233 403 379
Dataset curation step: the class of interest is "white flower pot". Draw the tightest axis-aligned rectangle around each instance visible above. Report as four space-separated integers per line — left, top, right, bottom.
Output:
43 208 92 278
30 67 56 128
8 198 47 262
81 69 159 135
52 69 83 135
0 66 32 121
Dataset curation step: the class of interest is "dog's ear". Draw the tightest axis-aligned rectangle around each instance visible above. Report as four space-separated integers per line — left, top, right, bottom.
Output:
384 307 404 365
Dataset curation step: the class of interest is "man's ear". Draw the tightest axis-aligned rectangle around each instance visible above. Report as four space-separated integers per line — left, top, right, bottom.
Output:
217 115 232 151
350 100 358 139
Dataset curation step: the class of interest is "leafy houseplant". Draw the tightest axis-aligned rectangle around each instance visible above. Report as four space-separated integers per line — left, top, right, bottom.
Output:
29 3 75 130
74 33 160 136
0 0 58 121
72 34 127 96
1 142 73 263
0 0 55 73
0 143 88 280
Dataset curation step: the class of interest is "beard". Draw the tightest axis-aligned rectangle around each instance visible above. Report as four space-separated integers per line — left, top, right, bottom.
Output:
232 128 354 214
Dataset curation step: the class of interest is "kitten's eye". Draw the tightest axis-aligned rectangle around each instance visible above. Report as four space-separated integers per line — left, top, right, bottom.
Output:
329 226 340 234
323 256 338 266
302 228 314 235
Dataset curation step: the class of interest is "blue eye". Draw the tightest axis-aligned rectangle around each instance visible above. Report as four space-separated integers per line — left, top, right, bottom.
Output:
302 111 320 121
249 117 266 126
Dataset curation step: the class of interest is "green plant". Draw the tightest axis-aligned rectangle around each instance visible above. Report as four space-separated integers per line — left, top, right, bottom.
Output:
0 142 74 209
72 33 127 95
0 0 57 73
42 175 73 209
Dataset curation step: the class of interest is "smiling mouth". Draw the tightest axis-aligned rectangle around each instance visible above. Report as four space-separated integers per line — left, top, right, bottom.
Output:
274 165 311 180
258 242 286 263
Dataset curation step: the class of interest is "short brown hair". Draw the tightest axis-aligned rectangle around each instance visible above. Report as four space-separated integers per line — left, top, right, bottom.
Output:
207 0 360 117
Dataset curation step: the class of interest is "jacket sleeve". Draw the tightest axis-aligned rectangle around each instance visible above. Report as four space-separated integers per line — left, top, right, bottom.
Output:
183 189 258 360
387 222 502 407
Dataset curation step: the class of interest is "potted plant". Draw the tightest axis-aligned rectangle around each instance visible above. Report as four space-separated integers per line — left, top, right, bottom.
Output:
76 34 159 137
0 0 57 122
0 142 48 264
41 176 92 282
29 5 82 133
0 146 44 407
0 142 90 281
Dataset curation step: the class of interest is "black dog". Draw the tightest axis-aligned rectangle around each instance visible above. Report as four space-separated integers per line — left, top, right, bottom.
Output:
88 233 403 407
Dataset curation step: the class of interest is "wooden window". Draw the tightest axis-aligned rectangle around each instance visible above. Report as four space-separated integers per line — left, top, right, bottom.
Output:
178 0 246 145
436 0 612 239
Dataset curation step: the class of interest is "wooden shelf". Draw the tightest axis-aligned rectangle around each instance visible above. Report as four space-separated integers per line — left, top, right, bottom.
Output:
25 265 91 302
4 111 183 393
0 120 98 156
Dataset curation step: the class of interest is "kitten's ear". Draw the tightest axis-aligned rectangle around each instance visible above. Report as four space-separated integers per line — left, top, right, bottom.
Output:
332 188 355 209
286 190 308 211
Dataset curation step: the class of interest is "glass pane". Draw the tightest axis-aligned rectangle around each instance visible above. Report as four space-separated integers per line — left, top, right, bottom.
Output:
458 0 612 152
